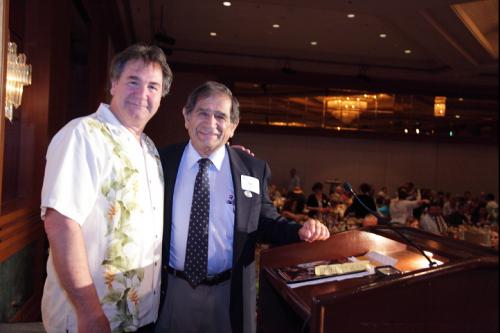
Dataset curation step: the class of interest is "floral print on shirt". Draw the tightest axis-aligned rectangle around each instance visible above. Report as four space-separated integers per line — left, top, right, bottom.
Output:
86 118 145 332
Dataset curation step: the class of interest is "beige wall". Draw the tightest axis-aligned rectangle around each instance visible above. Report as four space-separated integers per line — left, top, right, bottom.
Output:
232 131 498 198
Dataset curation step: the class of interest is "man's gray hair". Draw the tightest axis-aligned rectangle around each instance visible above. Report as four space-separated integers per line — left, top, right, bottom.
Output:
184 81 240 123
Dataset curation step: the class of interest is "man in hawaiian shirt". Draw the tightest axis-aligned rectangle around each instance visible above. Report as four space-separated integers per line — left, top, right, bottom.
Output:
40 44 172 333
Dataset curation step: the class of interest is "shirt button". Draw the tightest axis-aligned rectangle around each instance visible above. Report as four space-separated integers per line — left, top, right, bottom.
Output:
154 262 157 266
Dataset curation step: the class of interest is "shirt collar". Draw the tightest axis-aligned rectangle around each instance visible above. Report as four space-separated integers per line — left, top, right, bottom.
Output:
186 141 226 171
95 103 145 143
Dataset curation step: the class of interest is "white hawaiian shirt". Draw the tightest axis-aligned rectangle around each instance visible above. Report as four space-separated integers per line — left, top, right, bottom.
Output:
41 103 164 333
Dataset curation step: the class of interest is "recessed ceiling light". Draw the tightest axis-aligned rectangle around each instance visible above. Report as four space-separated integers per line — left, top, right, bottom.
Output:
404 128 408 134
222 1 231 6
272 24 280 28
458 97 464 101
379 33 387 38
455 115 461 119
347 13 355 18
310 41 318 46
416 128 420 134
404 49 412 54
210 32 217 37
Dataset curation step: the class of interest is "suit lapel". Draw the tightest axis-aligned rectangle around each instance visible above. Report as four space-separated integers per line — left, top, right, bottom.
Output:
227 146 252 266
162 143 187 263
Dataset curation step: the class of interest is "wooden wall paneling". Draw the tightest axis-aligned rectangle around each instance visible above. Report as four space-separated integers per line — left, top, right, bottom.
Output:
86 25 108 113
0 0 9 211
82 0 129 114
0 0 71 322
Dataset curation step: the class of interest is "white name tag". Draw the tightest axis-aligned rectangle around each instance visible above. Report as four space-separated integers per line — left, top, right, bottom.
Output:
241 175 260 195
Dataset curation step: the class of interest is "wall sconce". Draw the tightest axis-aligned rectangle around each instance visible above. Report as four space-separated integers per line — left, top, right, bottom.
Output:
5 42 32 121
434 96 446 117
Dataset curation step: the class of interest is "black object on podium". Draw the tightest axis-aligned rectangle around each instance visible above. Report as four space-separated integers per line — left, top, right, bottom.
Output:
258 226 498 333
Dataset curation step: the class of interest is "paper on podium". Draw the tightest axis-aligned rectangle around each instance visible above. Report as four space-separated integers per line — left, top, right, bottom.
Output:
282 252 398 289
361 251 398 267
288 268 373 288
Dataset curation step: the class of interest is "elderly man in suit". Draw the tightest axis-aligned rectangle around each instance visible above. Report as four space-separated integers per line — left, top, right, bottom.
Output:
155 81 329 333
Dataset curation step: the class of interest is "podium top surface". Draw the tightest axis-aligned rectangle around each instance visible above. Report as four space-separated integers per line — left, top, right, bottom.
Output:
260 226 498 320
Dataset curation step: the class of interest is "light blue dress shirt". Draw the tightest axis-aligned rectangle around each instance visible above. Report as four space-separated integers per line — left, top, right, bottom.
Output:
169 142 235 275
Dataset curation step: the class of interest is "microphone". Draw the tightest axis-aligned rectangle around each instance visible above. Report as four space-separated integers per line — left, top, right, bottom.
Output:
343 182 436 267
343 182 390 224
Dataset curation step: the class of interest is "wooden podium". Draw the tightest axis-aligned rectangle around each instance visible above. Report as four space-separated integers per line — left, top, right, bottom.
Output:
258 226 498 333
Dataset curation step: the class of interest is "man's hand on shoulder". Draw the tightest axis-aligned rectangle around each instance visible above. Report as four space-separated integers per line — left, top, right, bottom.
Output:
231 144 255 157
298 219 330 242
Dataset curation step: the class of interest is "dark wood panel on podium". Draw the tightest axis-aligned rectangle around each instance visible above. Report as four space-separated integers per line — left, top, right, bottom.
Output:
258 226 498 333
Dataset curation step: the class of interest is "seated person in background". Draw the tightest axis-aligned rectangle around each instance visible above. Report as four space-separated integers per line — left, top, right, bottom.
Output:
287 168 301 194
442 193 456 217
485 193 499 224
490 228 499 251
389 186 429 225
344 183 377 218
281 187 308 222
376 186 389 200
268 184 284 211
404 181 418 200
406 216 420 229
330 185 350 205
376 195 390 218
306 182 330 218
419 200 448 235
471 203 489 227
446 198 470 227
362 214 378 227
413 187 431 220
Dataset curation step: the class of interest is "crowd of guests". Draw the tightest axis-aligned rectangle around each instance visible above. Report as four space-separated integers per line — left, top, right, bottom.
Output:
268 172 499 251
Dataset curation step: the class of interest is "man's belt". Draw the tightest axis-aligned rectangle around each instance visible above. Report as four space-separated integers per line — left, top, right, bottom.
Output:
167 266 231 286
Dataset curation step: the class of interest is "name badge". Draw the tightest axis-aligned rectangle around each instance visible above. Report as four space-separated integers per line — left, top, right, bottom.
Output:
241 175 260 195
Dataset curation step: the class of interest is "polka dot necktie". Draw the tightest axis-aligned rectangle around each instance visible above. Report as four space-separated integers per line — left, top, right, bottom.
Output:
184 158 211 288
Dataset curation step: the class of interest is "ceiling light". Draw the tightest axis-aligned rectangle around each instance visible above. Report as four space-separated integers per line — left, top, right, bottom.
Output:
379 33 387 38
458 97 464 101
416 128 420 134
404 128 408 134
347 14 355 18
210 32 217 37
310 41 318 46
272 24 280 28
222 1 231 6
449 130 454 137
404 49 412 54
455 115 460 119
